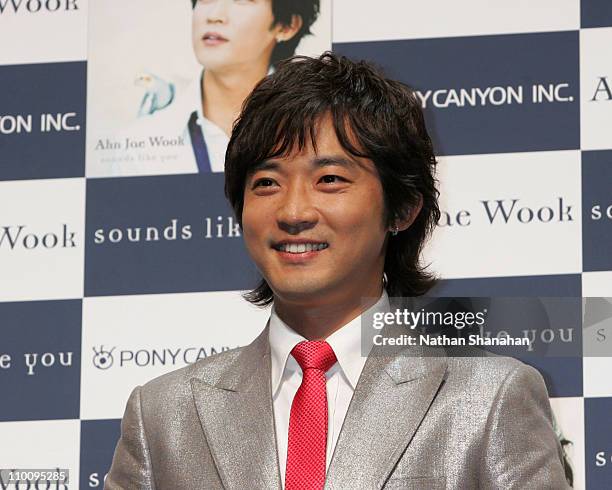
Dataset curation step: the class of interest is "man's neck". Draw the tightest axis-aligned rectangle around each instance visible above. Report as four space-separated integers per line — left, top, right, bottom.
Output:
273 285 384 340
201 62 269 136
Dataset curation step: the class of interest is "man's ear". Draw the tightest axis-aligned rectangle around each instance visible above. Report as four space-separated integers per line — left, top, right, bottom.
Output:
394 195 423 233
274 15 303 43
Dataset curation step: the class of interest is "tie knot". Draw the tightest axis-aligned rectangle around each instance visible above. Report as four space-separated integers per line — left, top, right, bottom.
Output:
291 340 337 373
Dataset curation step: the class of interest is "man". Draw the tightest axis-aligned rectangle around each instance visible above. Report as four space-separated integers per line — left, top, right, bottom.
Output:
106 53 569 489
103 0 319 176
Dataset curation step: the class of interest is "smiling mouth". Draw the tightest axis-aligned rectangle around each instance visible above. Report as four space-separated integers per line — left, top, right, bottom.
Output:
202 33 228 43
273 242 329 254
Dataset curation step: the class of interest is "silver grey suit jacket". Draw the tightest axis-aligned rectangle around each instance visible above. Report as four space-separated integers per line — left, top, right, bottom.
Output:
105 323 570 490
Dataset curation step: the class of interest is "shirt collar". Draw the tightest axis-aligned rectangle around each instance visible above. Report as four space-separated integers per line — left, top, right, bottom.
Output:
268 290 390 396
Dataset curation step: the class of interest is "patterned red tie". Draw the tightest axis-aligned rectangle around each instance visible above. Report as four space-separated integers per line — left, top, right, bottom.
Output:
285 340 337 490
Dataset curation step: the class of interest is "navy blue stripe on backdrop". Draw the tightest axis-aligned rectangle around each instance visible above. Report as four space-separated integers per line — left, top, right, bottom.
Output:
585 397 612 487
582 150 612 272
0 62 86 181
84 173 259 296
79 419 122 489
429 274 582 297
0 299 81 421
334 31 580 156
581 0 612 28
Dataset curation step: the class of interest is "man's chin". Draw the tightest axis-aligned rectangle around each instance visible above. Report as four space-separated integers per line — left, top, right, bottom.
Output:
270 281 335 304
193 53 229 71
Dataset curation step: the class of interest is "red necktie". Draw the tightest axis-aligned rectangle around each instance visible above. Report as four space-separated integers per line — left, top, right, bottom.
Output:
285 340 337 490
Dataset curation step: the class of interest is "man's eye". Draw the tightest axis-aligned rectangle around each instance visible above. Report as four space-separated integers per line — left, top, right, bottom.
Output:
253 178 275 188
319 175 346 184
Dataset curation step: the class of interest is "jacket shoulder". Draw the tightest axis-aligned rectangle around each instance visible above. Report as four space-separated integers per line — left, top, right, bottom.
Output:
443 352 548 400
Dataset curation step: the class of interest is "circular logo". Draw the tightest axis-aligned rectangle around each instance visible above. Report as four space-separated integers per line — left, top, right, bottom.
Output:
92 345 115 370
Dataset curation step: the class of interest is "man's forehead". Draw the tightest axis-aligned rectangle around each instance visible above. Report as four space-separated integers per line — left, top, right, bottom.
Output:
245 112 373 176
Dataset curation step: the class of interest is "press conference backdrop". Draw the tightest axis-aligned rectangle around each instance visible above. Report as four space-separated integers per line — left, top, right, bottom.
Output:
1 0 611 488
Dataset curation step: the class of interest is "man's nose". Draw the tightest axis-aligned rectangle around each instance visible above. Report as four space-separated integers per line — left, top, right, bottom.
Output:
276 183 318 234
206 0 229 23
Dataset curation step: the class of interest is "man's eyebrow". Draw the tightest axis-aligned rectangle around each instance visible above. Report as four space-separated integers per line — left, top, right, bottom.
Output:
312 155 359 168
248 155 358 175
248 160 279 175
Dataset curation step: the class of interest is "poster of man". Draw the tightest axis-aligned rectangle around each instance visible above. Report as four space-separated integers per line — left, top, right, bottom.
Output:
86 0 331 177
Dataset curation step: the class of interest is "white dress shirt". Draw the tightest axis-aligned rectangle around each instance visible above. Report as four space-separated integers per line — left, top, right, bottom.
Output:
197 114 230 173
269 290 390 488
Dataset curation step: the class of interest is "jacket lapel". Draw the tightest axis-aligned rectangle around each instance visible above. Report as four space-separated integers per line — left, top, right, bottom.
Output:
325 327 448 490
190 321 447 490
191 324 281 490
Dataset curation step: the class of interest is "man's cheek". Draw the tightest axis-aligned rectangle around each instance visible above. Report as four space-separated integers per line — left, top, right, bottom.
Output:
240 230 260 261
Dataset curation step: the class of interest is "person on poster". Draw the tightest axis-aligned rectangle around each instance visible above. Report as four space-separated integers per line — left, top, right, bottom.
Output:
106 53 570 489
107 0 320 176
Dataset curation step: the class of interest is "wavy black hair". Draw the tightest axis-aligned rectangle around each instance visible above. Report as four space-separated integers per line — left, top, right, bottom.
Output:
190 0 320 67
225 52 440 306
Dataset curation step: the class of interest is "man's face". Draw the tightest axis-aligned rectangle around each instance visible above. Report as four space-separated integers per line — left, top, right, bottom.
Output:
192 0 279 71
242 115 389 306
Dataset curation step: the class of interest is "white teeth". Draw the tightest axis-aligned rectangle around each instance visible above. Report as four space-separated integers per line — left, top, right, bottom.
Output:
277 243 328 253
